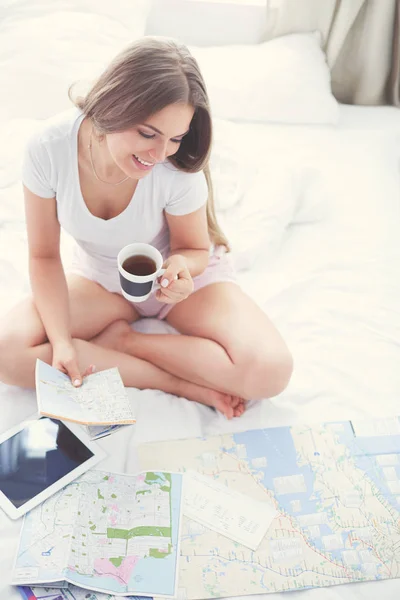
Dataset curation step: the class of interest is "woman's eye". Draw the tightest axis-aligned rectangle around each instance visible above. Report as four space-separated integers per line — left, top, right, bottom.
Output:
139 131 155 139
171 138 183 144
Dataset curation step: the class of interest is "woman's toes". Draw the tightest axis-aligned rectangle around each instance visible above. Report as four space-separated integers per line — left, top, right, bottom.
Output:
233 400 246 417
216 395 234 419
231 395 244 408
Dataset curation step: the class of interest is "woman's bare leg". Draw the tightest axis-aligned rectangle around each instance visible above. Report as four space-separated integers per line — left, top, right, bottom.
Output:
0 275 241 418
3 337 237 416
94 283 293 401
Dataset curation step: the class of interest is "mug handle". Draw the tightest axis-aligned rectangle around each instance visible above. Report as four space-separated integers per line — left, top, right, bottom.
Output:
153 269 178 291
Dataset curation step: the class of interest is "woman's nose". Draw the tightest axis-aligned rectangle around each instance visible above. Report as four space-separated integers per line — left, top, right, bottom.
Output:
149 140 169 163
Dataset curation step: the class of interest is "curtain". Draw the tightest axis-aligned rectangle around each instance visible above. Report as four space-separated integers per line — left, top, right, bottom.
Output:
390 0 400 105
264 0 400 106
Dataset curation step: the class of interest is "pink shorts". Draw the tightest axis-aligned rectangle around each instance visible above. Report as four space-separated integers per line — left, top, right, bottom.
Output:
68 246 238 320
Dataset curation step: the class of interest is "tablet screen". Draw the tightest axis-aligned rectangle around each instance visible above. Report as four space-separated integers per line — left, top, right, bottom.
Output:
0 417 94 508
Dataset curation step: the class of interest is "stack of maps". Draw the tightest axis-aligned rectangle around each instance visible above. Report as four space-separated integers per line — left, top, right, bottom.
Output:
12 417 400 598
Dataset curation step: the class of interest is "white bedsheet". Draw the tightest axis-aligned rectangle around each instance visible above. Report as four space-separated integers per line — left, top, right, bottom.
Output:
1 107 399 600
1 5 400 600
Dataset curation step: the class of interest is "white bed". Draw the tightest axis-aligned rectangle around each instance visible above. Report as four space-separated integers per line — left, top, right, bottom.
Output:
1 1 400 600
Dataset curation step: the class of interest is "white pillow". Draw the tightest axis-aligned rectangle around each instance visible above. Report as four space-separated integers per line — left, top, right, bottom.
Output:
190 32 339 125
210 117 328 218
0 1 151 120
217 165 299 271
210 118 334 271
209 119 256 212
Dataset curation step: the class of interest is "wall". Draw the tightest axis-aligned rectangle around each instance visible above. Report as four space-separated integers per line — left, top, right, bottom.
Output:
145 0 266 46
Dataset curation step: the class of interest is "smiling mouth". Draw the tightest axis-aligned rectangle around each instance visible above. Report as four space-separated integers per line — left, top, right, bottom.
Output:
133 154 154 167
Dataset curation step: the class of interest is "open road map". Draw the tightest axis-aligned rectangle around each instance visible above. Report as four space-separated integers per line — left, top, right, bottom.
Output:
138 419 400 599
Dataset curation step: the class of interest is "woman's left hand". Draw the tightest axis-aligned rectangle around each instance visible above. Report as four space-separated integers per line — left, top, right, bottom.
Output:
156 254 194 304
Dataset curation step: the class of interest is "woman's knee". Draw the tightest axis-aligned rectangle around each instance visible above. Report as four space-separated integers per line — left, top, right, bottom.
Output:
0 333 24 384
237 345 294 400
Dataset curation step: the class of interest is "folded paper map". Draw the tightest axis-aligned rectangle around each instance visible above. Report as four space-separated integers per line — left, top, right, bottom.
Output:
12 470 182 598
35 360 135 426
17 584 151 600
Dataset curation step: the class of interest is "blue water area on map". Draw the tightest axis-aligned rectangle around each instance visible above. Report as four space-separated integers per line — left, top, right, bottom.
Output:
129 472 182 595
67 473 182 596
333 420 400 514
230 428 321 514
228 424 400 566
230 429 356 562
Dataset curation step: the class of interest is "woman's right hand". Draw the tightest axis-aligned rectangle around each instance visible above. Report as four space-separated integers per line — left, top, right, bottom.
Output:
52 340 93 387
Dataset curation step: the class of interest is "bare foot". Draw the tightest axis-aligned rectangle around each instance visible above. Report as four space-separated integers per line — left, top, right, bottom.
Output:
93 320 132 353
178 379 245 419
232 397 246 418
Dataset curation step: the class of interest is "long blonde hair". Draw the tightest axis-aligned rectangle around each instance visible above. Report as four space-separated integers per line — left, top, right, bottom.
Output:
70 36 229 249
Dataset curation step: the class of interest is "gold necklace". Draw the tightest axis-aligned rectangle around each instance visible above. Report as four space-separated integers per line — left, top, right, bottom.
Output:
88 129 130 186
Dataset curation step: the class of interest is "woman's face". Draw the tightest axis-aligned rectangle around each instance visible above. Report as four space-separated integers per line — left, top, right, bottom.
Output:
106 103 194 179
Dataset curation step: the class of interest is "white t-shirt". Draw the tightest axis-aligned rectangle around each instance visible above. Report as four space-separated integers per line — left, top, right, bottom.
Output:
22 108 208 268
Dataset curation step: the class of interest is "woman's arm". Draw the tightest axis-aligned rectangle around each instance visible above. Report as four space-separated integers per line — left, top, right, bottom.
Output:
165 204 210 277
24 185 72 347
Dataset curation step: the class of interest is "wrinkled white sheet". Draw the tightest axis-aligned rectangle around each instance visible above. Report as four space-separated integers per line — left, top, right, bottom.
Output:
1 3 400 600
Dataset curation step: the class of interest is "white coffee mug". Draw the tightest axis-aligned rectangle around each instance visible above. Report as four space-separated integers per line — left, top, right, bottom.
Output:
117 243 166 303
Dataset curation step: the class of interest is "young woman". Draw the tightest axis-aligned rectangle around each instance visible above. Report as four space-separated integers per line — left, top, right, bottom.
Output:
0 37 293 419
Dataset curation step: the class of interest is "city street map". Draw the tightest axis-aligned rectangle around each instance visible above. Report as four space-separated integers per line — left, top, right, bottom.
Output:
12 470 182 597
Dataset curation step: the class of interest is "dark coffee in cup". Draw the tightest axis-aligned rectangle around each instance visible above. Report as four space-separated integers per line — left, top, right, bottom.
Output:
117 243 165 303
122 255 157 276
